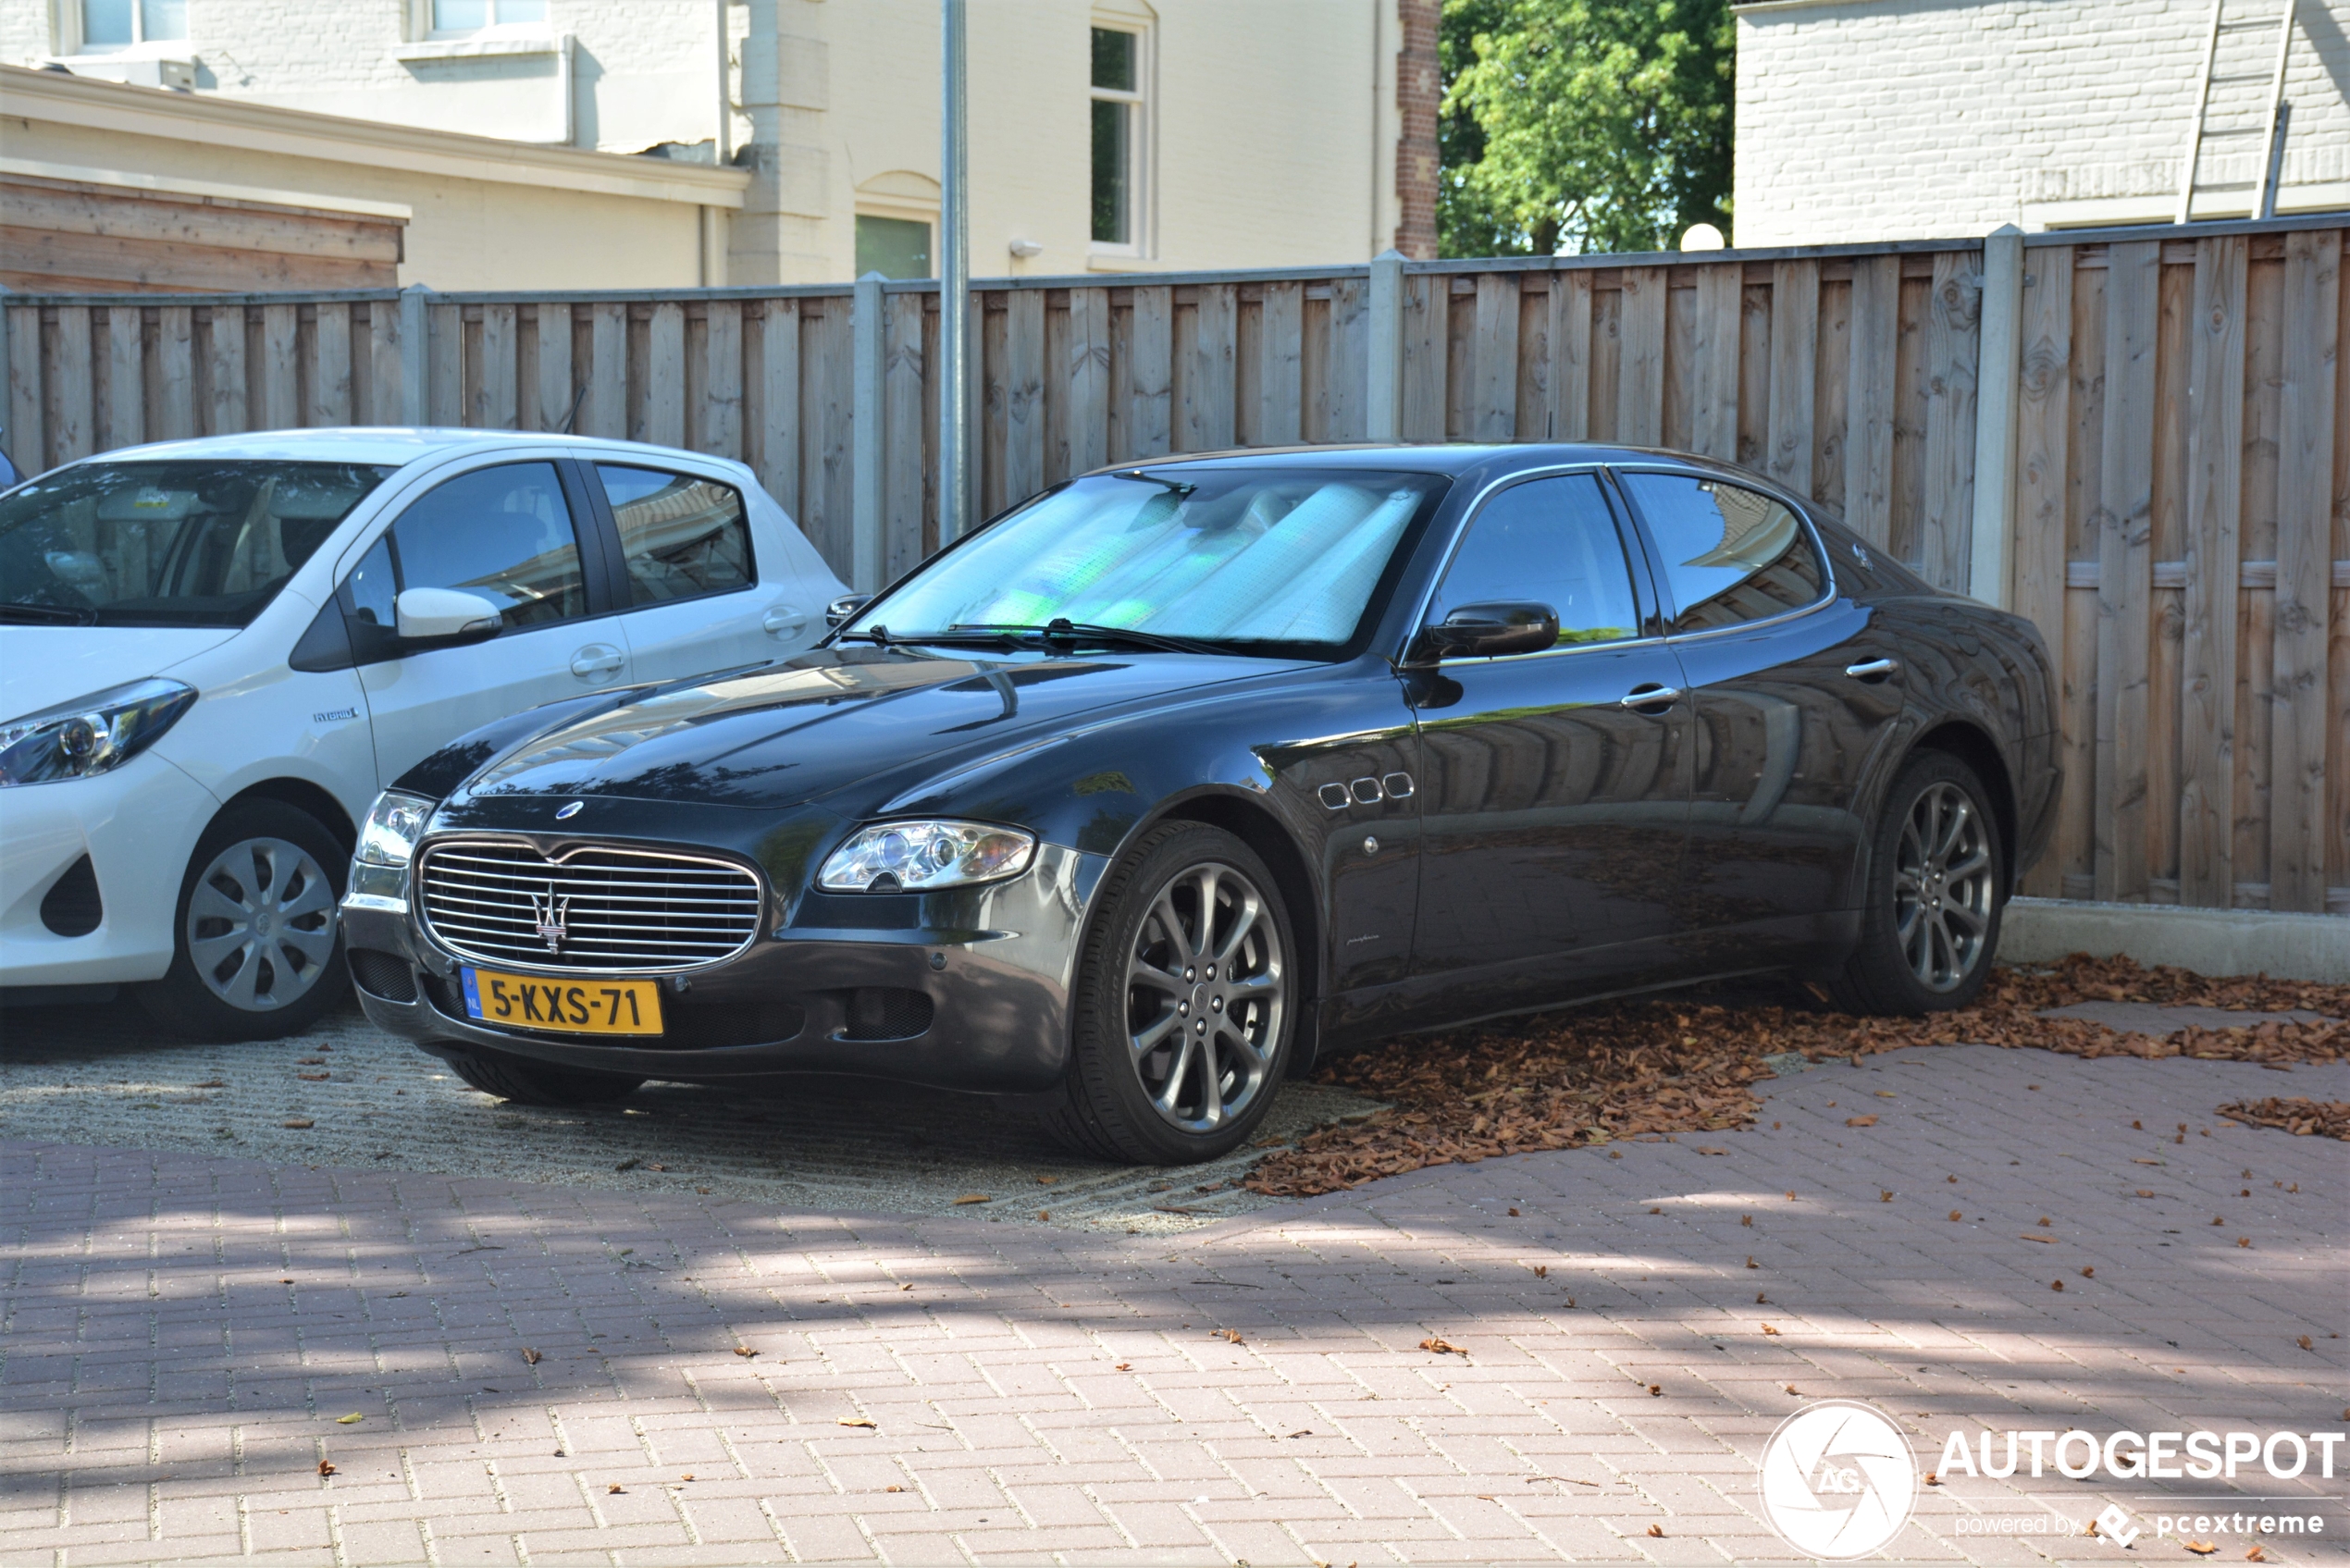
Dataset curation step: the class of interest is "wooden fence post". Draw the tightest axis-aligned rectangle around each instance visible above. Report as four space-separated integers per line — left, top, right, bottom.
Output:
398 285 429 426
851 272 885 593
1366 249 1406 440
1970 225 2024 608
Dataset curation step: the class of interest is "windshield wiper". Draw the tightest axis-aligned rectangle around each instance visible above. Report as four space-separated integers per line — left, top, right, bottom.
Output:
0 601 99 625
947 619 1228 657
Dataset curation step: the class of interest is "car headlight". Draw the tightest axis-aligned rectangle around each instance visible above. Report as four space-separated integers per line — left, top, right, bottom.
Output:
357 790 434 867
0 678 196 787
817 820 1036 893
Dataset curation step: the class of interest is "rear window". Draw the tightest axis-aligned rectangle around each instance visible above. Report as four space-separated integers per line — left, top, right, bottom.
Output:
1618 472 1827 634
596 464 755 607
0 461 392 627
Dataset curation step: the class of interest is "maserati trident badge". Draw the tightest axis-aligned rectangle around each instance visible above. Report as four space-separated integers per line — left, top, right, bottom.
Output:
529 886 571 954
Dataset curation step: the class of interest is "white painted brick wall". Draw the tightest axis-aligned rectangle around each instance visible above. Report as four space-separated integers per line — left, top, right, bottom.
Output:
1734 0 2350 245
1 0 715 151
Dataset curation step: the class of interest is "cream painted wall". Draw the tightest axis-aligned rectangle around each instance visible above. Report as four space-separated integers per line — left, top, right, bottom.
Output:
810 0 1391 283
5 114 710 290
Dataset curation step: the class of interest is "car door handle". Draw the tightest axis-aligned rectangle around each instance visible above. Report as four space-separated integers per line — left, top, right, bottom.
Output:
570 645 625 679
761 602 808 637
1844 657 1901 682
1618 683 1682 711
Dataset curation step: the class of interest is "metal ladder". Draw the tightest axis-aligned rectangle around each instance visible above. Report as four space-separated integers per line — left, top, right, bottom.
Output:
2174 0 2300 224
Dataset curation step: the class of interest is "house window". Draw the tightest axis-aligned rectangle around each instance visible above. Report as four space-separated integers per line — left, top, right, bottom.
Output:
856 215 934 280
430 0 548 34
77 0 187 51
1090 24 1144 249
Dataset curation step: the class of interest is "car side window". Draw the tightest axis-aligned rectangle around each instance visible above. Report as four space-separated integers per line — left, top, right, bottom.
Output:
388 463 588 630
1429 473 1640 648
1618 471 1825 634
596 464 755 607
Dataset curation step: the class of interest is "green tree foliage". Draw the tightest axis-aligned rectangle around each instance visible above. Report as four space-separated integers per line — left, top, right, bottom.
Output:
1440 0 1735 258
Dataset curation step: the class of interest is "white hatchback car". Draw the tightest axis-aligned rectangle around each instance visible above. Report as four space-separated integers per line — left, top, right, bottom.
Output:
0 428 845 1039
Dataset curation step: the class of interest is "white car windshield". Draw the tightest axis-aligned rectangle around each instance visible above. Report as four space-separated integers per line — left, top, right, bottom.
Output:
0 460 393 628
847 467 1448 653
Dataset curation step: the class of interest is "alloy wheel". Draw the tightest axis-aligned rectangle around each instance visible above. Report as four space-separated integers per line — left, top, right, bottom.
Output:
184 835 340 1012
1123 860 1286 1134
1893 781 1994 992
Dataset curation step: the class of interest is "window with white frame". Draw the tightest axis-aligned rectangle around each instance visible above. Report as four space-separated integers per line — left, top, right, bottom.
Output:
1089 23 1146 251
74 0 187 52
429 0 549 36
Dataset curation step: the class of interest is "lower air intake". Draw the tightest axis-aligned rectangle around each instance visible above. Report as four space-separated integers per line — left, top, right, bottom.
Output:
838 987 934 1042
348 948 418 1004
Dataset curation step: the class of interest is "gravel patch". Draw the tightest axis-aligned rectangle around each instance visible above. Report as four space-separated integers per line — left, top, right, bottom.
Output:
0 996 1381 1234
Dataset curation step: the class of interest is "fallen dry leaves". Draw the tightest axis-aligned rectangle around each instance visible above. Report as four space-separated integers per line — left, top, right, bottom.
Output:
521 1348 541 1365
1246 957 2350 1196
1419 1336 1466 1357
2215 1098 2350 1140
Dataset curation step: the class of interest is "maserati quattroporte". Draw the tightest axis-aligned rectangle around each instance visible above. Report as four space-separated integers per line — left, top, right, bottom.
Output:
342 445 2057 1164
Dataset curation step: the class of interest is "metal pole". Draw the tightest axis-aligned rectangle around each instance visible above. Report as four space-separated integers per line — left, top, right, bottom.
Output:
938 0 970 544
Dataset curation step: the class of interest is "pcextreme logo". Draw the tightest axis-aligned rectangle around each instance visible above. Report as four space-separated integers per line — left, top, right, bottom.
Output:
1758 1400 1919 1558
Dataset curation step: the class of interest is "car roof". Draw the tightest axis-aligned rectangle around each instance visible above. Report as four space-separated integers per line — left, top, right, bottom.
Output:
1088 441 1747 481
69 427 745 471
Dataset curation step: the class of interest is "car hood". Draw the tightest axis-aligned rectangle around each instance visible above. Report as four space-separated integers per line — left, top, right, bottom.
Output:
0 624 244 721
453 645 1301 810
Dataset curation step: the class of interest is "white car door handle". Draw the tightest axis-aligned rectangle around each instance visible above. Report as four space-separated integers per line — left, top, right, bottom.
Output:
570 644 625 679
761 602 808 637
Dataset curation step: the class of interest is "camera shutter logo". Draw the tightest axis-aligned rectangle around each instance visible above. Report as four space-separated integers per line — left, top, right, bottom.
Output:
1758 1400 1918 1558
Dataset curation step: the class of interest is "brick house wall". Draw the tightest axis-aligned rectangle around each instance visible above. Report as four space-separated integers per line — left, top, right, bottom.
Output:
1733 0 2350 245
1393 0 1440 259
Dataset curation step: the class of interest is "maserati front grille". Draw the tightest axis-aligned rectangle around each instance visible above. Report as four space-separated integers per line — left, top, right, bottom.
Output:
416 839 763 973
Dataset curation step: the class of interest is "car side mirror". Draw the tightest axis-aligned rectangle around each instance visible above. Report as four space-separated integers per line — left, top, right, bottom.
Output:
395 586 503 646
825 592 874 628
1410 600 1559 662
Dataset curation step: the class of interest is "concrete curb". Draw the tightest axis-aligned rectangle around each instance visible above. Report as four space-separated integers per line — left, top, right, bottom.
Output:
1998 895 2350 982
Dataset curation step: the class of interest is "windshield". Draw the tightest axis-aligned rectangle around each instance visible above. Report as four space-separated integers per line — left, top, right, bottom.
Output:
0 461 394 627
847 467 1449 653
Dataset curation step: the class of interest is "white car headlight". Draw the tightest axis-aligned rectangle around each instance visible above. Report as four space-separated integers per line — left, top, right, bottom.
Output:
0 678 195 787
817 820 1036 893
357 789 434 867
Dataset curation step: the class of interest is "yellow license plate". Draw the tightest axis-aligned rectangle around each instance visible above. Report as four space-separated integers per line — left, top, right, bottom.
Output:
460 967 663 1036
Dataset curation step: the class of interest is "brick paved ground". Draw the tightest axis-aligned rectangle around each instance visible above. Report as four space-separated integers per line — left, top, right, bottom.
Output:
3 1041 2344 1565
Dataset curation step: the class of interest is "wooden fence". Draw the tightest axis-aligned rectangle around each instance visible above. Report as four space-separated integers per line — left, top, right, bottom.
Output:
4 214 2344 918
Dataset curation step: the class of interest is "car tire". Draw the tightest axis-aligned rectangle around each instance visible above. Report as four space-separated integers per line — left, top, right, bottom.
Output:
139 799 352 1043
442 1051 646 1106
1040 821 1297 1166
1828 749 2007 1016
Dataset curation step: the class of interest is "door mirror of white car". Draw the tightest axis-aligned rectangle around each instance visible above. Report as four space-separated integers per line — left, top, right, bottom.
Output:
395 586 503 645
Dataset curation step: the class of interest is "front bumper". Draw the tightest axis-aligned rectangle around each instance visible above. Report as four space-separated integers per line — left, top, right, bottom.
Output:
344 842 1107 1093
0 751 219 987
